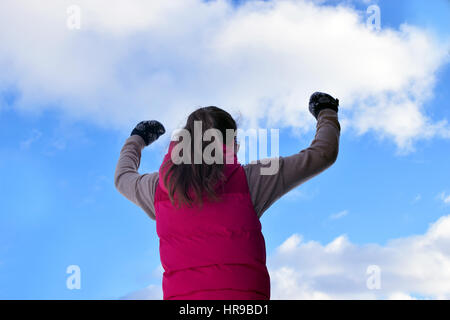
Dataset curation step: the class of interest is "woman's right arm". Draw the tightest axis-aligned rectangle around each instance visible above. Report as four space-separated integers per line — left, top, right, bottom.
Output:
242 109 341 219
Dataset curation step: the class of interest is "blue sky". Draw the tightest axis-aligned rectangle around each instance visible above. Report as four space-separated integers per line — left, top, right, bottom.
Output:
0 0 449 299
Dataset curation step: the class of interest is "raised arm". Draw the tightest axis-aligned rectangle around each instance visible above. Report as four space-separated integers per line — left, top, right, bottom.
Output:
114 120 166 221
243 92 341 219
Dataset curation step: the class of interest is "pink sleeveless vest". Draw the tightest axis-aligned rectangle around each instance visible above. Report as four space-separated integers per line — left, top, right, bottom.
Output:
154 140 271 300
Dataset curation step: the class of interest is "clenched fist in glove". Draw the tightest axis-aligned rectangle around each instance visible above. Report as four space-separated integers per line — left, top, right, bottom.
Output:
131 120 166 146
309 92 339 120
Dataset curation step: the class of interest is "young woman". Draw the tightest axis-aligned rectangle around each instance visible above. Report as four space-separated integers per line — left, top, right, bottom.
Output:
114 92 341 300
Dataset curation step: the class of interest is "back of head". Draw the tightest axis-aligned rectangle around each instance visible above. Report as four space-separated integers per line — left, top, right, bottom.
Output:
162 106 238 209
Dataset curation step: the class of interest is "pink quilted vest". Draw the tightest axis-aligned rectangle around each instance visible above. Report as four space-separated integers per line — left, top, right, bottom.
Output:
154 140 270 300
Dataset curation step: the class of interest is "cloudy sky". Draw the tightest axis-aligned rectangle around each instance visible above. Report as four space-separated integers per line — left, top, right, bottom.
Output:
0 0 449 299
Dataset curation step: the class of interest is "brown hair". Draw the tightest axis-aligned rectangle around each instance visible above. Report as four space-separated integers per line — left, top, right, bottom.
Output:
161 106 238 209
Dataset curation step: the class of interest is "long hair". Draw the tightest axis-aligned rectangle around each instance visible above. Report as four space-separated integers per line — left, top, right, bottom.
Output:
162 106 238 209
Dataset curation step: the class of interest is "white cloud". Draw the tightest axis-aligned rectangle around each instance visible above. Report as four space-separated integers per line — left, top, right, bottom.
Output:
278 234 303 253
438 192 450 205
387 292 417 300
412 194 422 204
329 209 349 220
20 129 42 149
120 284 163 300
1 0 448 153
120 264 164 300
122 215 450 300
283 186 319 202
268 214 450 299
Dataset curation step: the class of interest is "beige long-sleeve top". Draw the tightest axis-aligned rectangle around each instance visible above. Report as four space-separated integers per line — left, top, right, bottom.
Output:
114 109 341 220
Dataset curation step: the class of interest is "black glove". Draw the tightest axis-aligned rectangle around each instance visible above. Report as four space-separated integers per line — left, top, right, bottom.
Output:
309 92 339 120
131 120 166 146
